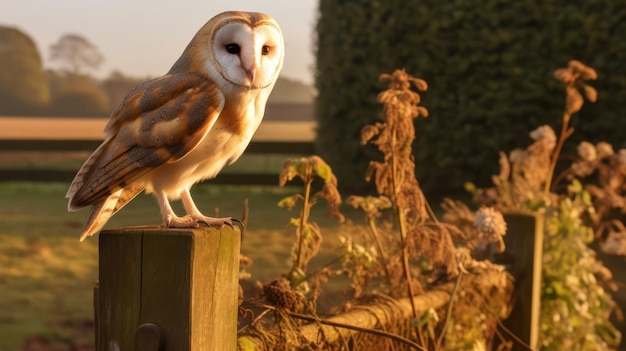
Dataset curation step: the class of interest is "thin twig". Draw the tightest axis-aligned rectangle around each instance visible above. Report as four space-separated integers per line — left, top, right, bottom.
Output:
296 254 346 288
435 270 463 349
544 112 573 195
295 168 313 271
238 308 272 334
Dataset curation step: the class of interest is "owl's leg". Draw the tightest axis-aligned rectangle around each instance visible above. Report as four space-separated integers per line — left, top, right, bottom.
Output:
154 190 199 228
180 188 237 228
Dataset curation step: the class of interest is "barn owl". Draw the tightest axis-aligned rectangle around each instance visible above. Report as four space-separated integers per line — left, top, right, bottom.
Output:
66 11 284 241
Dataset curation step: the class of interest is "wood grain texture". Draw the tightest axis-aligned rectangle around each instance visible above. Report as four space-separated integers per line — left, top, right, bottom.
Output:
96 226 241 351
97 230 143 351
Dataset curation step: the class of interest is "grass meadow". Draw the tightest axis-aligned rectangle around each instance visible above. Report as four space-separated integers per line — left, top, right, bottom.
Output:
0 181 352 350
0 118 348 351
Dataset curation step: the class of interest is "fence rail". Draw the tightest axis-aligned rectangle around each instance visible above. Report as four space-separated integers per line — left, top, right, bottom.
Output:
0 138 316 185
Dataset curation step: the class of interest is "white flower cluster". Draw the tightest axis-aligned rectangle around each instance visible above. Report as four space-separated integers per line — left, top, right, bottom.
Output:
474 207 507 241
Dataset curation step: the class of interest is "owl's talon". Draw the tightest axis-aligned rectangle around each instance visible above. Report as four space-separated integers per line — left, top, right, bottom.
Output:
230 218 244 230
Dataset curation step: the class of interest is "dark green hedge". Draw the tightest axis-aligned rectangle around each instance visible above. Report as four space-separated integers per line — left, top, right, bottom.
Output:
315 0 626 198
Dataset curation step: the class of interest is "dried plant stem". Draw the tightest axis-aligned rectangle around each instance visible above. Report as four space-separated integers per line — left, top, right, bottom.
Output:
544 112 575 195
397 207 417 312
237 308 272 334
298 254 346 288
295 173 313 270
367 218 393 287
389 127 420 324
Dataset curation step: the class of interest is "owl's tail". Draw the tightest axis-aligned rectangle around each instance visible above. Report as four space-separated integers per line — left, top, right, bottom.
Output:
79 185 143 241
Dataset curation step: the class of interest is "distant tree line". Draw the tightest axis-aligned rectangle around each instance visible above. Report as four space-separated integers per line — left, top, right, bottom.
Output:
0 26 146 117
315 0 626 198
0 26 314 118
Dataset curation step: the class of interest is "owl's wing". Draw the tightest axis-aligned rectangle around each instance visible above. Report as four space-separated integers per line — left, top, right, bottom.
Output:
67 73 225 210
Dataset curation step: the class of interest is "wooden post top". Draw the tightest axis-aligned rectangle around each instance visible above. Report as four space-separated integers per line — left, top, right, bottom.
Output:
95 225 241 351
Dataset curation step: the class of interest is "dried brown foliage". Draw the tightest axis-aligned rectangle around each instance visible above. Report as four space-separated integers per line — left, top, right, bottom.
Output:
460 60 622 350
554 60 598 116
351 69 513 348
363 69 429 226
241 69 514 351
567 140 626 256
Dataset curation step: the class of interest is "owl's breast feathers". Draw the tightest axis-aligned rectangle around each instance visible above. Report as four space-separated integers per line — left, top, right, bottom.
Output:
66 73 226 210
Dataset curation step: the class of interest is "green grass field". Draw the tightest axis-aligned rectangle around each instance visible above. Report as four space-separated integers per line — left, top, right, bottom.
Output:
0 182 349 351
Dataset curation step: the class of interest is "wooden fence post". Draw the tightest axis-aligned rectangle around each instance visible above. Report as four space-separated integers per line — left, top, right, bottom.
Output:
94 226 241 351
495 213 544 351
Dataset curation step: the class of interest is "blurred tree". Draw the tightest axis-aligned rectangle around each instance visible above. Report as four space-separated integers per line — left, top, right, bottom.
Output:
49 33 103 75
47 70 109 117
0 26 49 114
101 70 146 111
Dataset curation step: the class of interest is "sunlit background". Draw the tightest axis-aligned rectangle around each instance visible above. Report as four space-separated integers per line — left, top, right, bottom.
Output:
2 1 626 351
0 2 321 350
2 0 317 84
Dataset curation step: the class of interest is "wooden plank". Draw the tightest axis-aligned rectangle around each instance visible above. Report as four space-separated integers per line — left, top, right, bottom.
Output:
98 230 143 351
495 213 543 351
0 139 100 151
93 282 99 349
0 139 315 154
0 169 282 185
190 225 241 350
139 229 194 349
0 169 77 182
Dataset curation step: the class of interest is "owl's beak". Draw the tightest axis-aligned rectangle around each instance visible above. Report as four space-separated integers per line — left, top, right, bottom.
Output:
246 68 256 83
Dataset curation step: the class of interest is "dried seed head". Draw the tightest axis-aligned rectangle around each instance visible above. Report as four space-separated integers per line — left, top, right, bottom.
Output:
320 182 345 222
529 125 556 150
262 278 306 312
583 84 598 103
570 161 596 178
568 60 597 80
596 142 614 159
554 68 574 84
411 77 428 92
600 231 626 256
577 141 597 162
565 86 584 114
279 159 298 187
509 149 526 165
361 124 381 145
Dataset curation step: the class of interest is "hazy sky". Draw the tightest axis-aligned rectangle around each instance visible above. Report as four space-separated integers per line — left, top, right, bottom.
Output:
1 0 318 84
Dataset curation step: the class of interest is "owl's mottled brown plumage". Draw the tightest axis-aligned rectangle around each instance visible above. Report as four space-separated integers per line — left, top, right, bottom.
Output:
67 11 284 240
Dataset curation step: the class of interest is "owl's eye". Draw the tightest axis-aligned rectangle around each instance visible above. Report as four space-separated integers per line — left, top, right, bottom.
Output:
225 43 240 54
261 45 271 55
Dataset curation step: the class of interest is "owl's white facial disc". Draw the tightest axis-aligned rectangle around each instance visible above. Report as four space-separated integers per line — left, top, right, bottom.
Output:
211 21 284 90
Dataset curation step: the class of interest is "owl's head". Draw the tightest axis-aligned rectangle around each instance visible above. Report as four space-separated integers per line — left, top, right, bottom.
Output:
172 11 284 91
